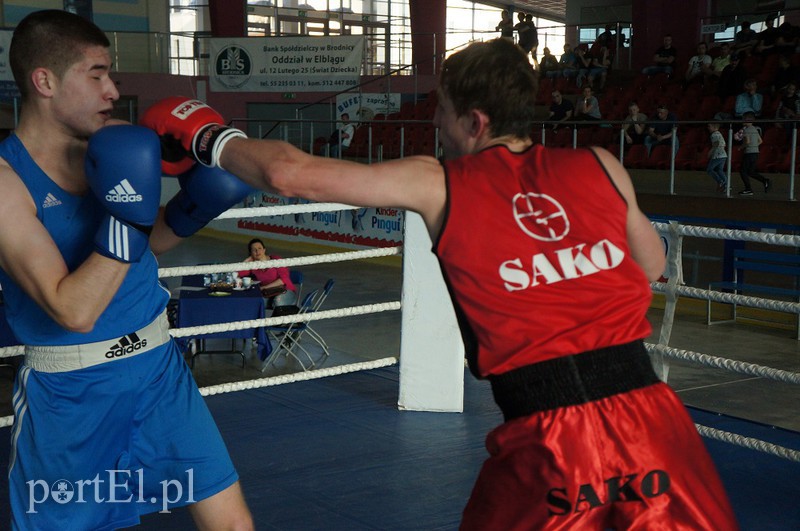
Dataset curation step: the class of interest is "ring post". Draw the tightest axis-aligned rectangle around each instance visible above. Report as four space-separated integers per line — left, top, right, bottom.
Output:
398 212 465 412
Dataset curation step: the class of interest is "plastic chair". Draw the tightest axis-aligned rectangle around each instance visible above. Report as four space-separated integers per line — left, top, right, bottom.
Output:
762 127 787 148
674 145 699 170
575 127 596 147
270 269 304 316
681 126 707 147
622 144 648 169
762 145 783 169
304 279 335 360
262 290 320 372
763 147 786 173
649 144 674 169
290 270 304 301
592 127 614 147
552 127 573 148
262 278 334 372
696 96 721 120
729 148 743 172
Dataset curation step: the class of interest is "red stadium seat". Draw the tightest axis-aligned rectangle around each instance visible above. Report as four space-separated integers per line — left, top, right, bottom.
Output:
622 144 648 169
674 145 700 170
762 126 788 147
648 144 674 170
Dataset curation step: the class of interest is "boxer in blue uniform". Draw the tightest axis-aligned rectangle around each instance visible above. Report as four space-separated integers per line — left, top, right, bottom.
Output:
0 11 254 530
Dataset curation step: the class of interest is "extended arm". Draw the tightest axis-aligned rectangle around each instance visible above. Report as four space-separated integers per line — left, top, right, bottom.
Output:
219 138 447 237
141 97 447 238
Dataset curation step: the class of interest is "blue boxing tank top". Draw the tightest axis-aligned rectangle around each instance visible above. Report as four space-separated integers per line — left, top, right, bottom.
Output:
0 134 169 345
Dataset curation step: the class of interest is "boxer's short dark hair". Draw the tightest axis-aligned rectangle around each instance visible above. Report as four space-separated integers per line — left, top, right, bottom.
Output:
440 38 537 139
11 10 110 99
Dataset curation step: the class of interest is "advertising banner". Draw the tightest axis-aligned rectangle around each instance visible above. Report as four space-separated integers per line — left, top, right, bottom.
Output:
210 36 363 93
238 192 403 248
335 92 401 121
0 30 19 102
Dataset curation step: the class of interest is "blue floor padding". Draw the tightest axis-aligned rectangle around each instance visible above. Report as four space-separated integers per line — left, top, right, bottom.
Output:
1 367 797 530
685 407 800 531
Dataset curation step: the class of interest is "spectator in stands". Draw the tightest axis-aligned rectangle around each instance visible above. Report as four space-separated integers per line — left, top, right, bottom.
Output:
777 20 800 53
706 122 728 193
718 52 748 100
329 112 355 158
495 9 514 40
622 102 648 147
735 79 764 118
775 81 800 125
595 23 619 57
514 12 537 66
644 103 679 156
642 34 677 76
588 45 611 90
574 85 601 120
737 111 770 196
514 12 528 47
733 21 758 56
684 42 712 87
575 45 592 87
558 43 579 79
525 14 539 67
540 47 560 78
709 42 732 79
548 90 574 129
771 54 800 95
755 15 781 55
715 78 763 121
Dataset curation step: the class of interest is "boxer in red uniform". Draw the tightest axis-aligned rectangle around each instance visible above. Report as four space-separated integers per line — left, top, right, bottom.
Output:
143 38 739 530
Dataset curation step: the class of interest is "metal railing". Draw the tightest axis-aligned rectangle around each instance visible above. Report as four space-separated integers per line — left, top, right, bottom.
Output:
225 114 799 201
527 118 797 200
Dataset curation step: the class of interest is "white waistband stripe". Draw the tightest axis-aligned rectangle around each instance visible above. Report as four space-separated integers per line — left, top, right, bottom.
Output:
24 312 170 373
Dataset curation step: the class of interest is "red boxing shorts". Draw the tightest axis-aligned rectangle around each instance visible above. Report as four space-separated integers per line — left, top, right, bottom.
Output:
461 341 738 530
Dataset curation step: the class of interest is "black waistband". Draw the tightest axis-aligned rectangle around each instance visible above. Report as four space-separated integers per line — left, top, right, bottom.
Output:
488 340 660 422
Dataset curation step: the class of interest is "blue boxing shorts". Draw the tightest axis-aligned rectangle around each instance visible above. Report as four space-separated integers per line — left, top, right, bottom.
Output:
8 313 239 530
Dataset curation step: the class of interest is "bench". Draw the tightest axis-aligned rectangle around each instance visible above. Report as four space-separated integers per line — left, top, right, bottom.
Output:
707 249 800 339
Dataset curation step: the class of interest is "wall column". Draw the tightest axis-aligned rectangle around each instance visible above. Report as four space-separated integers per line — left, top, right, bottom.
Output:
409 0 447 75
208 0 246 37
631 0 710 71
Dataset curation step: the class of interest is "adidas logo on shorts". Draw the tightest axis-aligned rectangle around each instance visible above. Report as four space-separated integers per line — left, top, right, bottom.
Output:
42 193 62 209
105 332 148 359
105 179 143 203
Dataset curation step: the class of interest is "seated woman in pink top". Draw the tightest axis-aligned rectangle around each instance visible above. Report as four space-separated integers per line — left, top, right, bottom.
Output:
238 238 297 307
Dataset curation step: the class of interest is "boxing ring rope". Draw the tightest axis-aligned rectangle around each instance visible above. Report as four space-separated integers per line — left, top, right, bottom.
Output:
169 303 402 339
651 282 800 315
158 247 402 280
198 356 398 397
0 208 798 465
695 424 800 462
645 343 800 385
651 220 800 462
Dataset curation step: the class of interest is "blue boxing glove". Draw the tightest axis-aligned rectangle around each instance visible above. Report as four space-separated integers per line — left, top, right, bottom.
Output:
165 164 255 238
85 125 162 262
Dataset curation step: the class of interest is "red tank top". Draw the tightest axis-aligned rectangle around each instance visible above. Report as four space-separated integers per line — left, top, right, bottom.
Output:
435 144 652 377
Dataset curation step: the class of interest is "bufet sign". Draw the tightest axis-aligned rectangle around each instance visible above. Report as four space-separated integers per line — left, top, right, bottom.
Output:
210 36 363 93
335 92 401 121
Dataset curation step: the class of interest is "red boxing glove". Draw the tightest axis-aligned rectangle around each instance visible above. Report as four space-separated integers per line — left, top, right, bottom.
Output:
140 97 246 174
